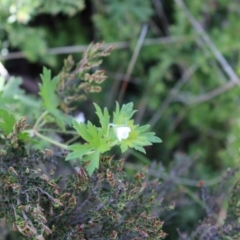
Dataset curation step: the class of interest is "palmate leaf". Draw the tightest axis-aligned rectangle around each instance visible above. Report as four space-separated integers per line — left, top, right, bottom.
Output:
67 119 110 175
39 67 59 111
0 108 15 135
93 103 110 132
0 108 35 144
67 102 162 176
0 77 25 107
18 132 38 145
72 120 110 152
0 77 24 99
113 102 137 125
111 102 162 153
72 120 92 142
119 123 162 154
82 150 100 176
50 108 71 130
66 144 94 160
39 68 70 129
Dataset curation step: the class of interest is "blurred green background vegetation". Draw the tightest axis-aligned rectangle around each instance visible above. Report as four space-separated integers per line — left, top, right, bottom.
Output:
1 0 240 239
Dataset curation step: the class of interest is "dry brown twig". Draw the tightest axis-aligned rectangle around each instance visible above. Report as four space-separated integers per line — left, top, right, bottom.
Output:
174 0 240 86
148 0 240 127
117 24 149 104
0 36 187 61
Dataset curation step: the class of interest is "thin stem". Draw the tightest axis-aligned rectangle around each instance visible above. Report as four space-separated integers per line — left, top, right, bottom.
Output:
107 123 115 137
188 81 235 105
180 185 206 209
0 36 192 60
175 0 240 86
40 128 77 135
118 24 148 103
33 111 48 130
125 162 222 187
148 41 240 128
148 64 198 129
65 135 80 145
34 130 68 150
109 140 119 148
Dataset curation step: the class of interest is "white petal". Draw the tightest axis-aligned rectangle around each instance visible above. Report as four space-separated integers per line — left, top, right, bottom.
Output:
74 112 85 123
115 126 131 141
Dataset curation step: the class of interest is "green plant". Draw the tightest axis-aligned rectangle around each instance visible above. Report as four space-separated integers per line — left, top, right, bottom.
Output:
66 102 161 175
0 43 166 239
0 141 167 239
0 0 85 63
2 1 240 239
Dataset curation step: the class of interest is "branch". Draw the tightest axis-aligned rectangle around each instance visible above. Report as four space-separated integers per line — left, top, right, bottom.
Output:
152 0 169 34
118 24 148 103
185 81 235 105
174 0 240 86
148 64 198 128
0 36 190 60
146 0 240 128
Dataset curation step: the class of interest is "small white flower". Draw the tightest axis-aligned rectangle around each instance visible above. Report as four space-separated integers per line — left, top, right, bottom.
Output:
115 126 131 142
74 112 85 123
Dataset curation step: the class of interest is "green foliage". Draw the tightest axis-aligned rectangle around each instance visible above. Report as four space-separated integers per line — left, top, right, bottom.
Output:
93 0 153 41
39 68 59 111
1 0 240 238
0 76 23 100
0 137 167 239
94 103 110 132
0 113 33 150
0 108 15 135
67 102 161 175
6 25 48 61
0 0 85 22
0 0 85 64
0 76 41 122
38 67 70 130
0 42 167 238
68 120 109 175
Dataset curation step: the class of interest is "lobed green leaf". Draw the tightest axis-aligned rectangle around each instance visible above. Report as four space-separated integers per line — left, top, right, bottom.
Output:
72 120 92 142
93 103 110 132
0 108 15 135
39 67 59 111
83 150 100 176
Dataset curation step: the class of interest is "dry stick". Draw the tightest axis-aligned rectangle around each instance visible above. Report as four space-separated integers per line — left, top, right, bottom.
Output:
188 81 235 105
135 94 149 124
152 41 240 119
148 0 240 128
117 24 149 104
172 0 240 106
152 0 169 34
0 36 187 61
193 25 228 84
125 162 222 187
106 67 123 108
175 0 240 86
